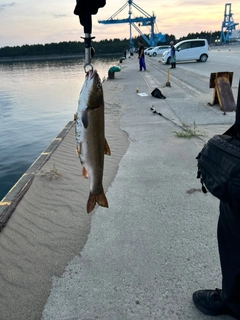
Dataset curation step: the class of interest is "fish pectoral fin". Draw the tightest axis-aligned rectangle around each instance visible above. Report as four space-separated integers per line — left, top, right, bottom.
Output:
76 143 81 154
104 138 111 156
87 190 109 214
81 108 88 128
75 144 79 154
82 167 88 178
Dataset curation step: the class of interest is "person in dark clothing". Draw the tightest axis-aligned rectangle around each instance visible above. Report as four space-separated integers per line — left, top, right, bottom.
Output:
138 40 146 71
74 0 106 32
193 85 240 320
170 41 176 69
193 198 240 319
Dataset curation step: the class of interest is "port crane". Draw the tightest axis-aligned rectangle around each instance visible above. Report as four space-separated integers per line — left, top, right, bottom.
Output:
98 0 166 49
220 3 239 43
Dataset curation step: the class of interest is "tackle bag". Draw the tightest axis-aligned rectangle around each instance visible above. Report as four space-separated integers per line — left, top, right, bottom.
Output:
196 134 240 201
151 88 166 99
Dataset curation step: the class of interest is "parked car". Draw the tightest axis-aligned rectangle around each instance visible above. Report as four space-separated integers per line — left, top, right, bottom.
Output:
148 45 170 57
161 39 209 64
144 47 154 54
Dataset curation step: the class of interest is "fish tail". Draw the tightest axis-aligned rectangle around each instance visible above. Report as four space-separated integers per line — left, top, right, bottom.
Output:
87 189 109 214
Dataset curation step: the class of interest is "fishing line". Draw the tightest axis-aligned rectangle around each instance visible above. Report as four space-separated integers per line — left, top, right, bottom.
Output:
150 105 207 143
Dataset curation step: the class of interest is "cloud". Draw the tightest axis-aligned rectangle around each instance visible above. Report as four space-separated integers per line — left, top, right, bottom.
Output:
176 0 220 5
53 14 67 19
0 2 15 11
0 0 239 47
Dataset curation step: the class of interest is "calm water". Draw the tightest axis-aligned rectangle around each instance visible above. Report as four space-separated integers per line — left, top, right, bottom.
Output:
0 57 119 200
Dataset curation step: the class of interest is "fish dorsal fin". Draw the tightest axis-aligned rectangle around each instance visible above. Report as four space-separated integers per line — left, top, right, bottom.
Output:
104 139 111 155
81 108 88 128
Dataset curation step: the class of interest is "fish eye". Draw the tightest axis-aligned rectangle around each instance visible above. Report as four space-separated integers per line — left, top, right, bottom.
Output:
96 83 102 89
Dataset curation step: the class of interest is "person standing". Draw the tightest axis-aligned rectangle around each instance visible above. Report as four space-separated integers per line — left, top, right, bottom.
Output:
193 175 240 320
170 41 176 69
192 85 240 320
138 40 146 71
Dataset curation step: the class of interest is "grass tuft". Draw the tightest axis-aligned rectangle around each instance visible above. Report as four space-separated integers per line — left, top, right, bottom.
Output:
173 122 205 139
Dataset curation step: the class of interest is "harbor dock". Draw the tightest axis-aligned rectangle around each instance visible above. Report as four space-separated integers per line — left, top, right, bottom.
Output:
0 52 238 320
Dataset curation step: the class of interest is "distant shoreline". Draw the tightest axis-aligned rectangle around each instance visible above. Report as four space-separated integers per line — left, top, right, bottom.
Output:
0 52 122 63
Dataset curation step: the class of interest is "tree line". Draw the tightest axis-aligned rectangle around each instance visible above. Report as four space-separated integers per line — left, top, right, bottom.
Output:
0 31 221 58
0 38 130 58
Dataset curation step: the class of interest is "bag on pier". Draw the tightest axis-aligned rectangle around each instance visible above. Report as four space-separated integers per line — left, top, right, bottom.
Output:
151 88 166 99
196 134 240 201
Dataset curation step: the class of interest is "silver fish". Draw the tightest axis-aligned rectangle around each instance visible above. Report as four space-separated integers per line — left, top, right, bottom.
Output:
75 69 111 213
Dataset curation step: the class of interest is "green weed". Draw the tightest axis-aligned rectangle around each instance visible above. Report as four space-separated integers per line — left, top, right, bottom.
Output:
173 122 204 139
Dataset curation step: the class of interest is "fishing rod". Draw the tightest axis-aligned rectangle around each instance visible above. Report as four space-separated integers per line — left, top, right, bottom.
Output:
150 105 206 142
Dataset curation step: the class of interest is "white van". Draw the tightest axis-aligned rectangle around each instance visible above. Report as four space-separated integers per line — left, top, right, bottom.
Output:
161 39 209 64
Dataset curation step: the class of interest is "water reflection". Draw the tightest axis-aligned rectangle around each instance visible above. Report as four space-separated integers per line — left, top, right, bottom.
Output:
0 91 12 117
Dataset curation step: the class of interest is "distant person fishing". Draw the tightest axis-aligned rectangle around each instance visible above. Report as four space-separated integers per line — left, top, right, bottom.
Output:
138 40 146 71
170 41 176 69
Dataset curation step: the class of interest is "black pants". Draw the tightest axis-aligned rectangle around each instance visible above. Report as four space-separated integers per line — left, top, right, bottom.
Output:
218 182 240 317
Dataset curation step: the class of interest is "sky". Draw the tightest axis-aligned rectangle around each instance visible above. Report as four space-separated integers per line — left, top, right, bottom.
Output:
0 0 240 48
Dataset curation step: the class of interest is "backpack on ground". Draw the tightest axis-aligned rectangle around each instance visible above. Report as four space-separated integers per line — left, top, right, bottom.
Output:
196 134 240 201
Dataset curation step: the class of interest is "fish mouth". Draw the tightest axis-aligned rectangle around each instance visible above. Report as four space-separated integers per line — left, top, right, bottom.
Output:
86 69 96 79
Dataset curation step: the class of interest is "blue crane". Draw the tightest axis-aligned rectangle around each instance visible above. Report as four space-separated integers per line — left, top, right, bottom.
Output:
220 3 239 43
98 0 166 49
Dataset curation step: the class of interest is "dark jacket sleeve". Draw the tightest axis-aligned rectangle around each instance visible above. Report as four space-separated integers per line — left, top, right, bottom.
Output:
74 0 106 33
74 0 106 16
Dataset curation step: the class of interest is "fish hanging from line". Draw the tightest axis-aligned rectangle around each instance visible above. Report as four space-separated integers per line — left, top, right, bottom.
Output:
75 69 111 213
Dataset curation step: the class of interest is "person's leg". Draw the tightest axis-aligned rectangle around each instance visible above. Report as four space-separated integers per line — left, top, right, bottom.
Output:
217 199 240 317
193 197 240 319
143 58 146 70
139 57 143 71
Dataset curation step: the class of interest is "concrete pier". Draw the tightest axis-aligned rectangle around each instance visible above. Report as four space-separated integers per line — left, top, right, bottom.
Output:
0 54 237 320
